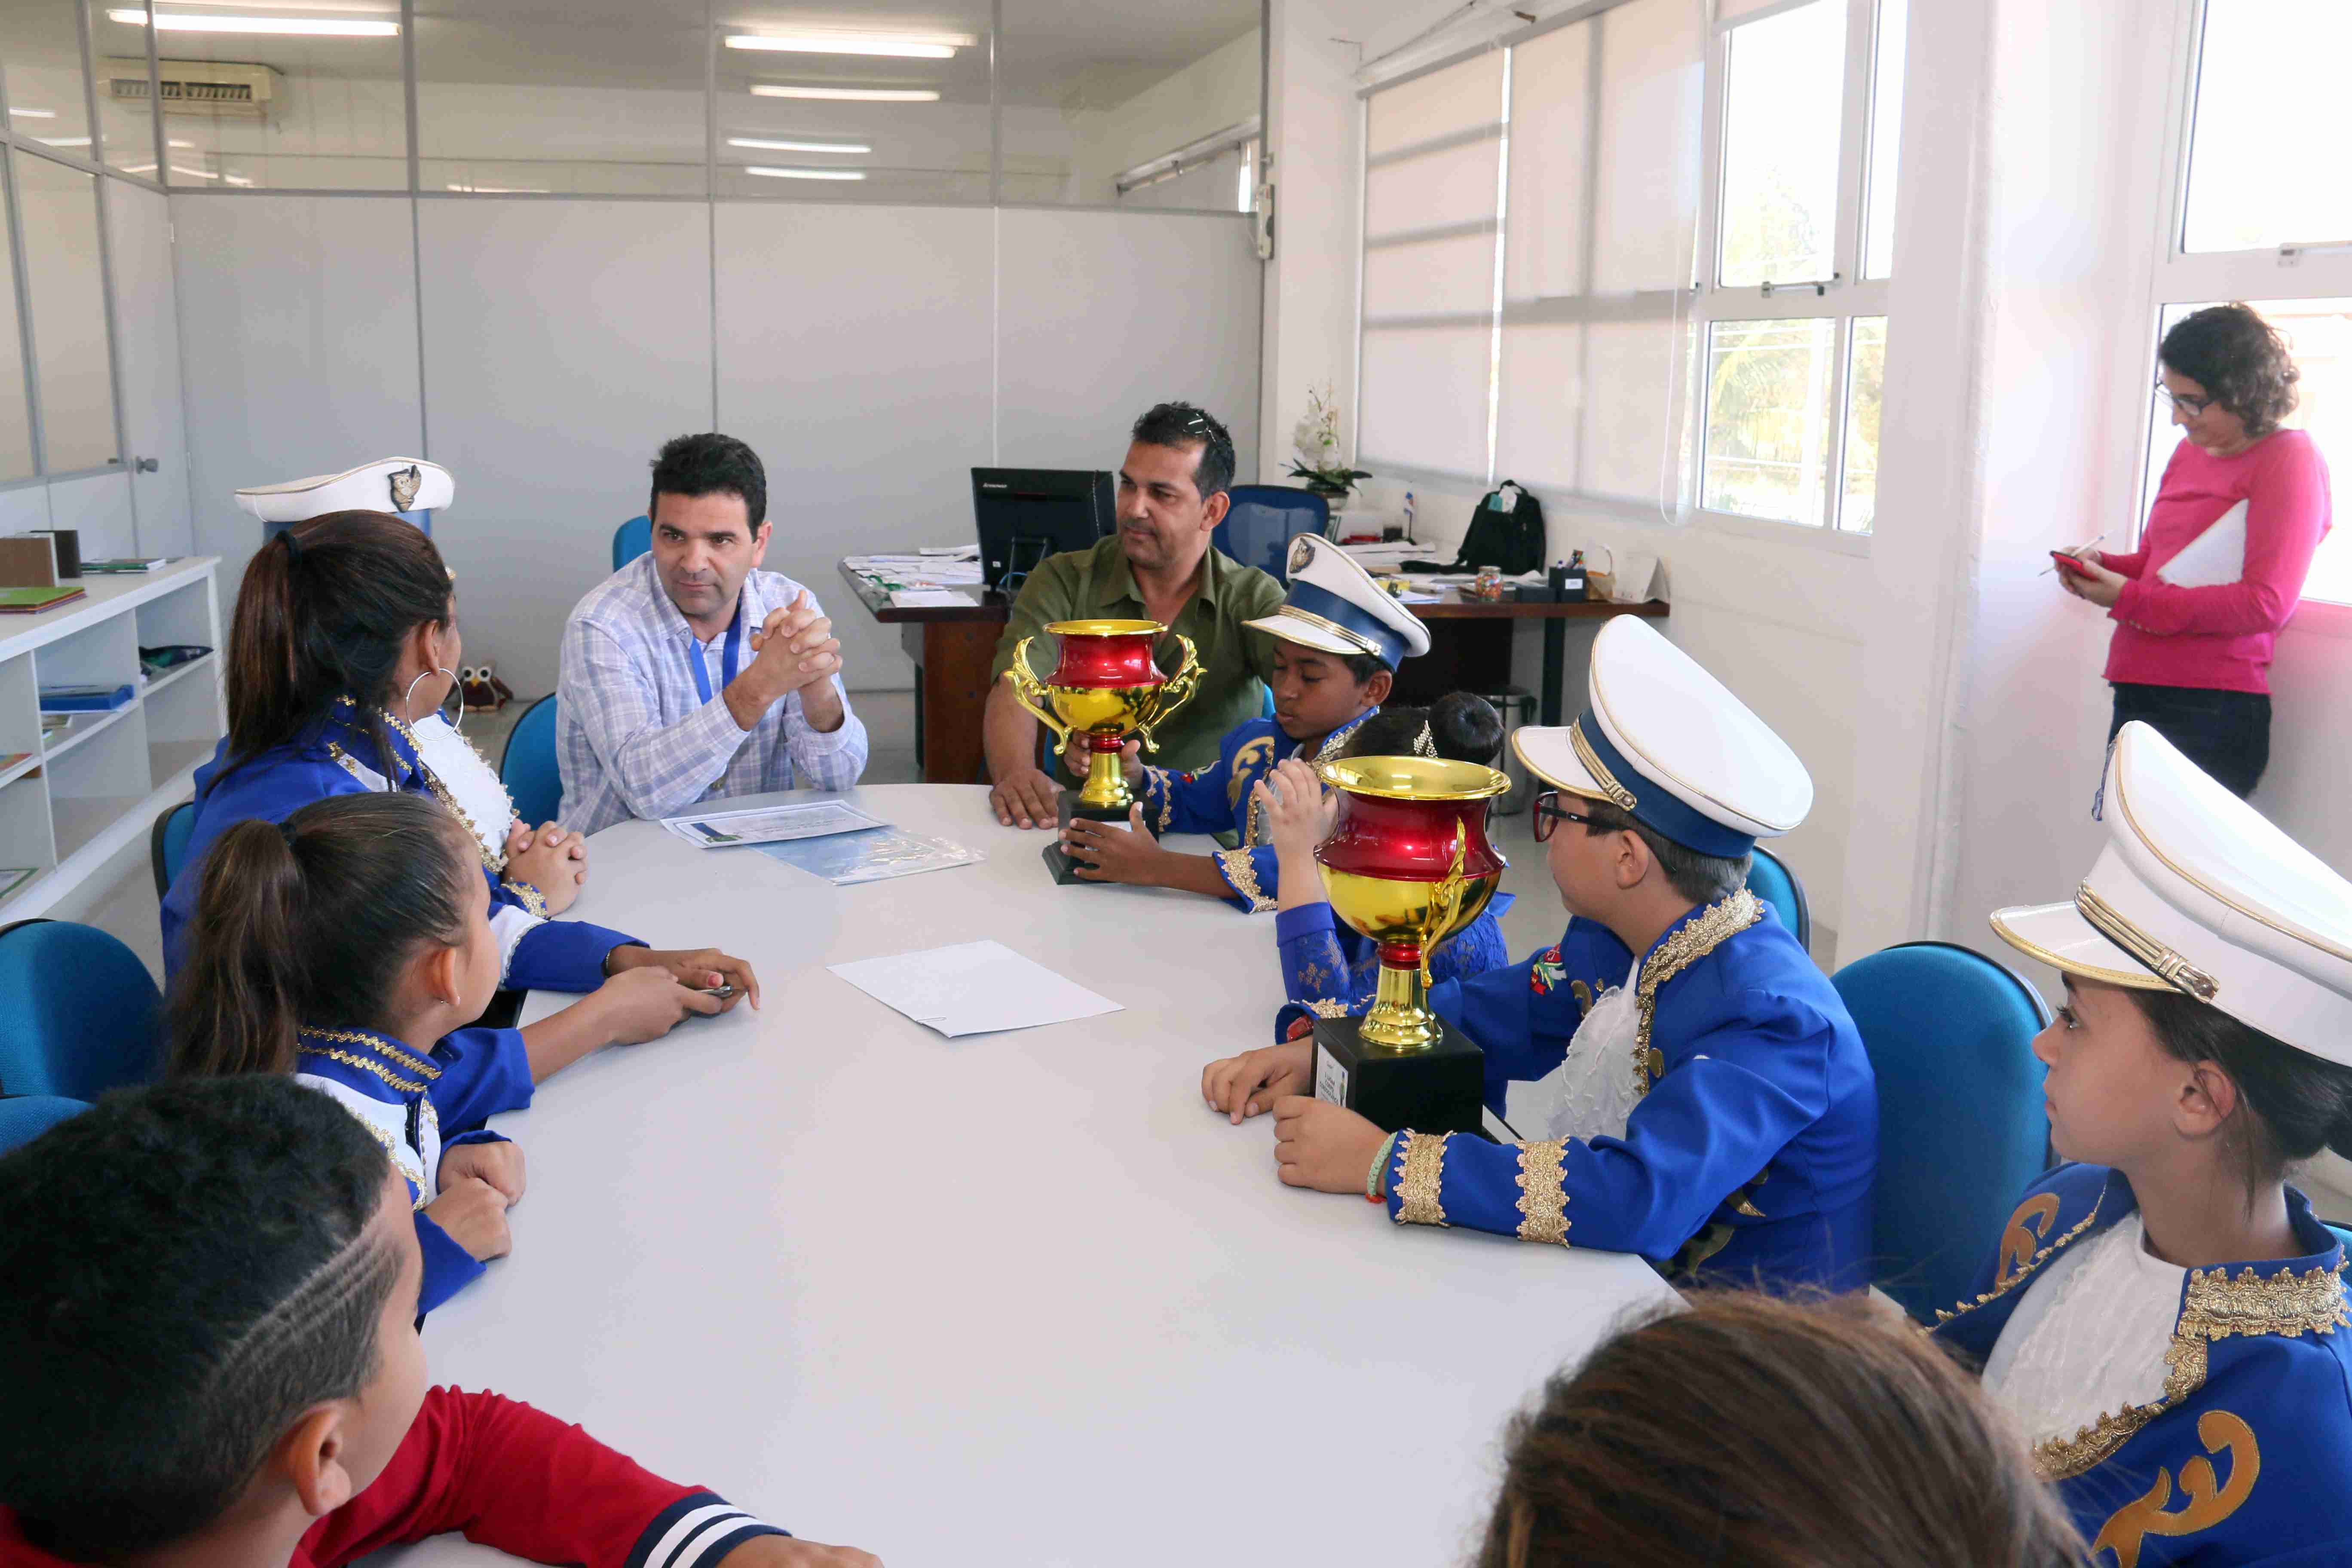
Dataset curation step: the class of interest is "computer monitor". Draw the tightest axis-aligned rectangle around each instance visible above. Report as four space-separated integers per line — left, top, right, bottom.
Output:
973 468 1115 594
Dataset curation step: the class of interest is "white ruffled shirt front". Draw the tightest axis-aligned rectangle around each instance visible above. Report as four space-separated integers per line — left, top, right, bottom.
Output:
1982 1213 2188 1452
409 711 519 861
1506 956 1644 1144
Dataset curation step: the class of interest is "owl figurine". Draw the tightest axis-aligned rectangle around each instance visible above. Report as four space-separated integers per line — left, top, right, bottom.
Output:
459 662 514 713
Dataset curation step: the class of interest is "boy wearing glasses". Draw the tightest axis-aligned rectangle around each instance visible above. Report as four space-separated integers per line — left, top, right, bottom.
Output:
1201 618 1877 1291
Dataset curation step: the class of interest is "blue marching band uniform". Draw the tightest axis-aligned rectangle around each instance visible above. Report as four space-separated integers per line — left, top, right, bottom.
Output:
294 1023 537 1314
1927 720 2352 1565
1375 618 1878 1290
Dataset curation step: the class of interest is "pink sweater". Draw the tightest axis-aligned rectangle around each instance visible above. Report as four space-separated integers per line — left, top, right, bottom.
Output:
2098 429 2333 694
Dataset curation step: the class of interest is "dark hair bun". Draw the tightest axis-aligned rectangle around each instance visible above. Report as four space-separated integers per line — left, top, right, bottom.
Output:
1428 692 1504 766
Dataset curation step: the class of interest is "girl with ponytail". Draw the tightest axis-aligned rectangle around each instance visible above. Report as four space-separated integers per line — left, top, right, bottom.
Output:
169 792 737 1315
1933 721 2352 1563
163 511 757 1005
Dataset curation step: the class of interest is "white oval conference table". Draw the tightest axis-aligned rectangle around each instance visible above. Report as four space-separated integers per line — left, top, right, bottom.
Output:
377 784 1675 1568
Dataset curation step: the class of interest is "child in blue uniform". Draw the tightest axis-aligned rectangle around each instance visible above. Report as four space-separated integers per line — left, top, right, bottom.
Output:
1255 695 1516 1041
169 792 739 1315
1057 533 1430 909
1935 720 2352 1566
1203 617 1877 1290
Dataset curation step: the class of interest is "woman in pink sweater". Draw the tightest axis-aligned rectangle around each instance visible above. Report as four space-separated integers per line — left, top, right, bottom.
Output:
2060 303 2332 796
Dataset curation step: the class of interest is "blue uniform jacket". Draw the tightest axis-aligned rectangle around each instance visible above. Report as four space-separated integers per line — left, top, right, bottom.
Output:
163 700 637 989
1934 1164 2352 1567
1137 710 1374 913
295 1023 536 1316
1270 896 1515 1041
1381 891 1877 1289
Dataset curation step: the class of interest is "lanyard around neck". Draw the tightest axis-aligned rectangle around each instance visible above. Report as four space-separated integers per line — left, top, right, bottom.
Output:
686 605 744 704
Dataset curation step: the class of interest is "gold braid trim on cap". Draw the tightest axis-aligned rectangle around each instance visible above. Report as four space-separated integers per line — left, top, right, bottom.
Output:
2077 882 2219 1001
1273 605 1383 658
1394 1131 1450 1227
1513 1140 1570 1245
1568 719 1638 811
1632 890 1764 1096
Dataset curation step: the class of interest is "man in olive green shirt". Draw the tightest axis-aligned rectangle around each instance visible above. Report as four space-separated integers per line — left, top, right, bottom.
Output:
986 402 1286 829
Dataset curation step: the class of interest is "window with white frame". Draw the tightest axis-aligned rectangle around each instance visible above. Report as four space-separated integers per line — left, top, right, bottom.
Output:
1695 0 1905 533
1353 0 1902 537
2133 0 2352 603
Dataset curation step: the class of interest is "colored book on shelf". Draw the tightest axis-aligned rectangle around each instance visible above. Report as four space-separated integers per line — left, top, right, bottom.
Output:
82 557 168 573
39 683 135 713
39 715 68 737
0 585 83 614
0 536 59 588
0 750 28 771
0 866 37 900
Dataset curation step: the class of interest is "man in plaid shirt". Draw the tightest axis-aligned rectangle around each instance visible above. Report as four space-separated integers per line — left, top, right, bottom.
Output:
559 434 868 836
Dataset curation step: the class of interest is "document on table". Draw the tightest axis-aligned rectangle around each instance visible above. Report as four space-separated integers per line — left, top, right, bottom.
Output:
756 825 983 885
827 940 1123 1038
661 799 883 847
890 589 969 608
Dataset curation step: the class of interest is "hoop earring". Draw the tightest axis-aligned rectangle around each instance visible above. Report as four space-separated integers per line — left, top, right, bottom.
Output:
404 667 462 733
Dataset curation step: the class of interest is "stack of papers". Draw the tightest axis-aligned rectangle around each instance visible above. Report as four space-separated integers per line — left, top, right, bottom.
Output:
828 940 1122 1038
661 799 882 847
845 551 984 588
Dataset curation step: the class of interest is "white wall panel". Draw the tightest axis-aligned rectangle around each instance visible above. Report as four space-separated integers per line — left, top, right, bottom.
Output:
996 209 1260 480
45 471 137 561
104 181 192 557
0 484 49 535
715 203 993 691
417 199 713 698
170 195 423 601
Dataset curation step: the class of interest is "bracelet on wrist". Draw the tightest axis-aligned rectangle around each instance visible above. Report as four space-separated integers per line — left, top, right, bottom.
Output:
1366 1130 1402 1203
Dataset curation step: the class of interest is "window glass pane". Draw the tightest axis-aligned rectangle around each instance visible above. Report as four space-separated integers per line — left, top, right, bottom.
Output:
417 1 698 197
1503 20 1590 303
1366 49 1501 157
0 159 32 481
1366 137 1500 237
14 150 116 472
1702 315 1834 524
82 1 156 175
1364 231 1498 319
1716 0 1844 289
2183 0 2352 254
1359 325 1491 479
715 1 991 202
2 0 94 152
1840 315 1883 532
999 0 1259 208
129 1 405 189
2141 298 2352 602
1860 0 1903 278
1590 0 1703 294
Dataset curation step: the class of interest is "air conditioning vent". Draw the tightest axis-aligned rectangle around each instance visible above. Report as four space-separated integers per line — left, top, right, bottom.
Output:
99 58 278 119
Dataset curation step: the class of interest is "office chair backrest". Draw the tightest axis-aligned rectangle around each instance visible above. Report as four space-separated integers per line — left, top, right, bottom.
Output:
150 797 197 900
1215 487 1330 581
0 920 162 1100
1831 941 2052 1323
0 1094 87 1154
502 693 563 828
613 515 652 571
1744 845 1810 953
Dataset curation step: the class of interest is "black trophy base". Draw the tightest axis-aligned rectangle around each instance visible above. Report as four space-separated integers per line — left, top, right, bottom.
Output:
1042 791 1157 886
1311 1015 1486 1136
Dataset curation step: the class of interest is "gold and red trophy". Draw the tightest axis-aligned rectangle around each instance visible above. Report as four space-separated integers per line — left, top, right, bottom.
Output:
1002 619 1202 885
1310 756 1510 1134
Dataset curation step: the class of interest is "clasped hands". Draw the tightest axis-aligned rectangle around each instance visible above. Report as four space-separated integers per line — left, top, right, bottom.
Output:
1201 1039 1390 1194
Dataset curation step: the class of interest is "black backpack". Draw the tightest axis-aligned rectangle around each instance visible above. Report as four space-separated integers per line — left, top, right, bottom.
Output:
1405 481 1546 575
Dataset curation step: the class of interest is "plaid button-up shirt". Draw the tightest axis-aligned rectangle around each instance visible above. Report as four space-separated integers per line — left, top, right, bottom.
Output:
556 556 868 836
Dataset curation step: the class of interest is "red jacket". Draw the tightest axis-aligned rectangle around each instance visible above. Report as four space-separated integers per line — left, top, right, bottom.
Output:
0 1387 781 1568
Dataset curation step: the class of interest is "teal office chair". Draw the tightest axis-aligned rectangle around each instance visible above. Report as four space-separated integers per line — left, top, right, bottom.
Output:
1744 845 1810 952
1832 941 2052 1323
612 515 652 571
0 1094 87 1153
501 694 563 828
0 920 162 1099
150 797 196 899
1215 487 1330 580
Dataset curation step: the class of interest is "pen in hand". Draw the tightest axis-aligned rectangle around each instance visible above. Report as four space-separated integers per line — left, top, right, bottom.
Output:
2040 532 2109 575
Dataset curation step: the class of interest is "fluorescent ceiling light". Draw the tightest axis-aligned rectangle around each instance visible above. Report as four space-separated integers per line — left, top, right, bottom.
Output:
744 165 866 181
727 135 871 153
111 9 400 35
37 136 95 148
751 84 939 102
726 31 968 58
7 107 57 119
446 183 550 193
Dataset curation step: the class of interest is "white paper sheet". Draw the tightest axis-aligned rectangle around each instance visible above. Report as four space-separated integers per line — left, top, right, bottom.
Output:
661 799 883 847
827 940 1124 1038
890 589 969 608
2156 499 2248 588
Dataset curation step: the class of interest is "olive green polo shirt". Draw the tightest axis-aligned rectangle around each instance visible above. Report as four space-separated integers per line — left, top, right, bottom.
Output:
990 533 1286 774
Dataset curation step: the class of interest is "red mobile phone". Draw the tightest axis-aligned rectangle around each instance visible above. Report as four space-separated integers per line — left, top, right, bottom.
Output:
2049 549 2093 576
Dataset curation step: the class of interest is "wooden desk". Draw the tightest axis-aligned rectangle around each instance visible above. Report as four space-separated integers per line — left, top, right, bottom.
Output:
837 561 1669 783
380 785 1675 1568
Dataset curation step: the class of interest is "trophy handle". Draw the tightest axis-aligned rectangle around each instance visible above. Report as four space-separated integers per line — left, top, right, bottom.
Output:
1420 824 1471 990
1132 634 1202 756
1002 635 1073 750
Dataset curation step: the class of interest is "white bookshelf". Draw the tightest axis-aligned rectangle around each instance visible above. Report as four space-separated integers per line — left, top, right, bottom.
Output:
0 558 223 920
